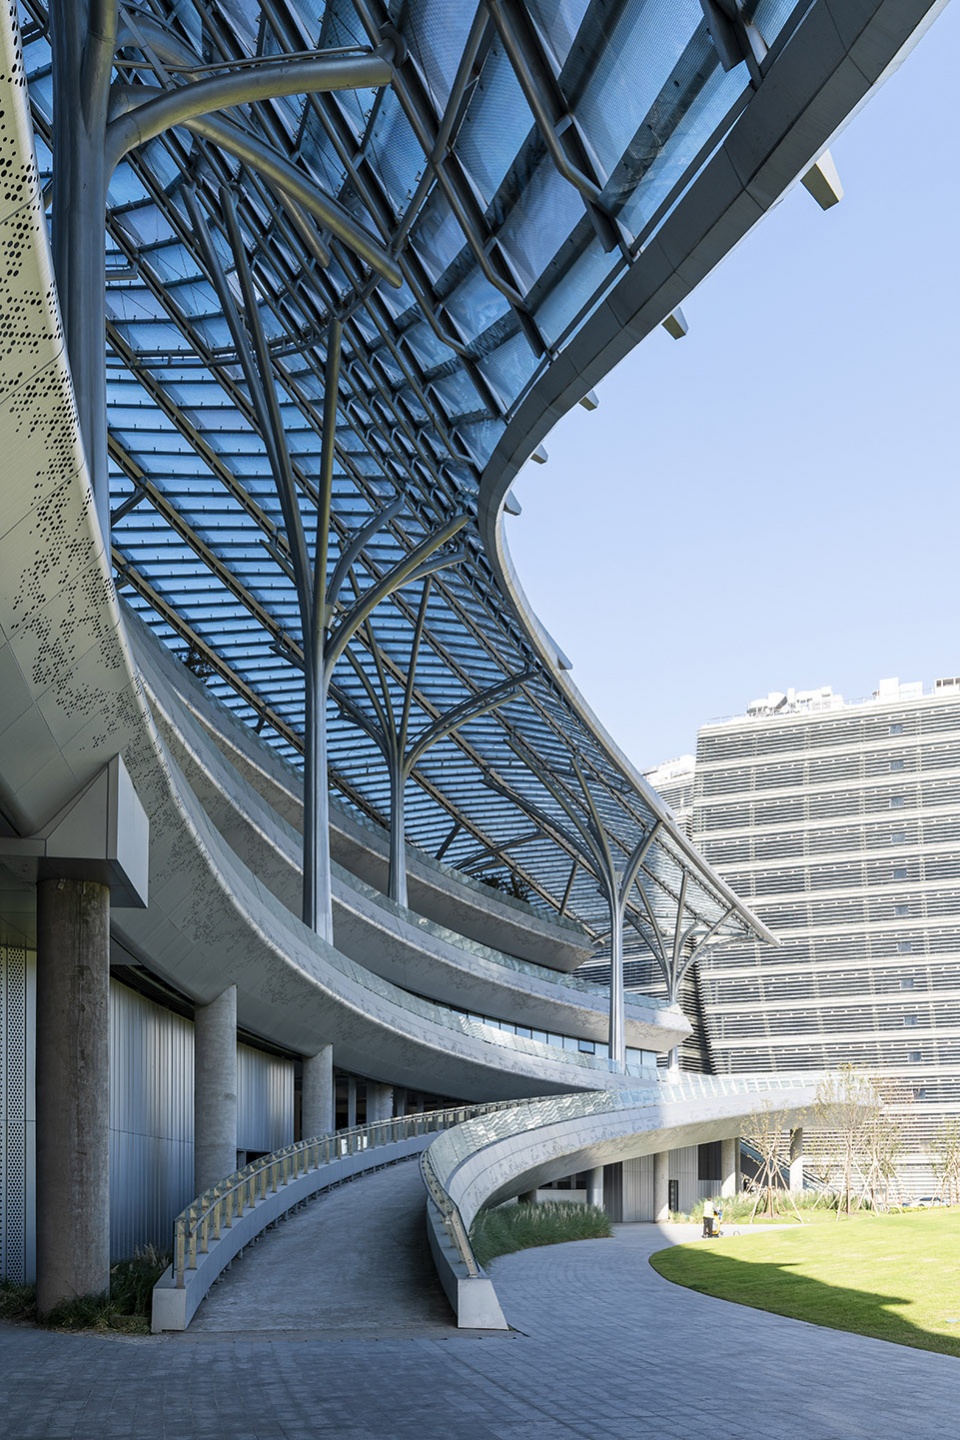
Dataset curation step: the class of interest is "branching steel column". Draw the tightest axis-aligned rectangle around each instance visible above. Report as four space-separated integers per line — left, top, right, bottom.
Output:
334 595 532 908
482 756 662 1066
48 7 398 544
186 181 470 938
302 316 342 940
51 0 117 538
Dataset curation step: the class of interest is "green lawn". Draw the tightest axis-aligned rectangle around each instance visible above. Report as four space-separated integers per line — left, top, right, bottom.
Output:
650 1209 960 1357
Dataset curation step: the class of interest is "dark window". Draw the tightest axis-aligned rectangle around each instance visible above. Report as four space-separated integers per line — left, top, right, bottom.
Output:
889 758 905 771
668 1179 679 1213
889 723 904 735
892 866 908 880
889 796 905 808
901 976 915 989
890 830 906 843
898 940 913 954
698 1141 722 1181
904 1015 918 1027
895 903 910 917
908 1050 922 1062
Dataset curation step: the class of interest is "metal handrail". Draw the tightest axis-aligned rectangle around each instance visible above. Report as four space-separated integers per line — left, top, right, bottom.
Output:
418 1072 827 1280
419 1144 481 1279
170 1097 541 1287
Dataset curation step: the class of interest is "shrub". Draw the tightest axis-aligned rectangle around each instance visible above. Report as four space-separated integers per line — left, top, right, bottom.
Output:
0 1246 169 1333
470 1200 612 1268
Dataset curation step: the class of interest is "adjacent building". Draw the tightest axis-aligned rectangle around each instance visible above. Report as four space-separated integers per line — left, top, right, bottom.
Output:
692 678 960 1197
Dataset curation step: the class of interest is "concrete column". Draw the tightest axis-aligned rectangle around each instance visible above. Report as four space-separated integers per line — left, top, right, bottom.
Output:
653 1151 670 1223
301 1045 334 1139
517 1190 537 1204
790 1127 804 1194
721 1137 739 1198
347 1076 357 1128
367 1082 393 1124
587 1166 604 1210
194 986 237 1196
36 877 111 1315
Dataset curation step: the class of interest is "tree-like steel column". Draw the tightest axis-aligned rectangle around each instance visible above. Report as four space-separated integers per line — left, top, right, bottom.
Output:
48 1 398 535
186 185 469 941
333 587 533 907
626 878 738 1070
483 756 661 1067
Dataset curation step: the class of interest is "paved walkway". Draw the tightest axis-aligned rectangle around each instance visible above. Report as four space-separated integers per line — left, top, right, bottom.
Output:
1 1166 958 1438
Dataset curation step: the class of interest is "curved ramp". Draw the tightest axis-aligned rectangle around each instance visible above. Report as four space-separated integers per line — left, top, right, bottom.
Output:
186 1160 461 1340
423 1072 821 1325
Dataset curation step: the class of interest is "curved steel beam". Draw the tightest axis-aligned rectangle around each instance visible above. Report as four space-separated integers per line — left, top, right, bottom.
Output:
105 49 394 167
153 111 402 288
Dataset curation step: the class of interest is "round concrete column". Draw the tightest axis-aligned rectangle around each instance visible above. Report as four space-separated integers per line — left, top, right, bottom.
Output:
789 1127 804 1194
194 986 237 1195
587 1166 604 1210
36 877 111 1315
367 1081 393 1124
721 1137 739 1198
301 1045 334 1139
653 1151 670 1223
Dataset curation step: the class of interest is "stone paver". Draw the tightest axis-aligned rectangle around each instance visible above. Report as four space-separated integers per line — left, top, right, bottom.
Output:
1 1168 958 1439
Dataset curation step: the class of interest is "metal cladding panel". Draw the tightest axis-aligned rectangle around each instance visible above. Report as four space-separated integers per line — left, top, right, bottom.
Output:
237 1043 294 1155
0 945 35 1283
620 1153 654 1222
109 981 194 1259
668 1143 699 1215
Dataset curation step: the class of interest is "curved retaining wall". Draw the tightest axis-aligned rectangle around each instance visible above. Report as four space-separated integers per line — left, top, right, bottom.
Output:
423 1073 820 1326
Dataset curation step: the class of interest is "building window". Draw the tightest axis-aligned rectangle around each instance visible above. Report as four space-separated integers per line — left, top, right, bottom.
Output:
892 866 908 880
889 796 905 808
897 941 913 954
894 903 910 917
900 976 915 989
889 758 905 771
907 1050 922 1063
904 1015 918 1027
914 1088 927 1101
890 830 906 844
889 723 904 735
698 1141 722 1181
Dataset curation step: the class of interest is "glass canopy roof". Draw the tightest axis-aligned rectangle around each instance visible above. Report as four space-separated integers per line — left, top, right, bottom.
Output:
20 0 796 965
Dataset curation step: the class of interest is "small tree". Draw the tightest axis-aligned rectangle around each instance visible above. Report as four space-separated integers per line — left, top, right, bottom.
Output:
743 1102 805 1223
813 1066 906 1216
932 1120 960 1206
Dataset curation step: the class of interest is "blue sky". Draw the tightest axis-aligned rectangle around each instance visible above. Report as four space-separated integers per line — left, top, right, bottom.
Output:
509 4 960 773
